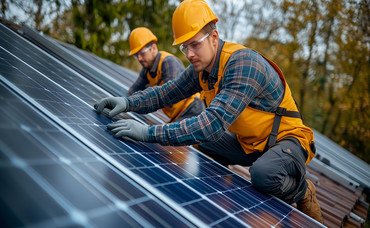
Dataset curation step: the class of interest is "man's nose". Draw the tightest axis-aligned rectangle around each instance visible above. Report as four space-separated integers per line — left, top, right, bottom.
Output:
186 48 195 59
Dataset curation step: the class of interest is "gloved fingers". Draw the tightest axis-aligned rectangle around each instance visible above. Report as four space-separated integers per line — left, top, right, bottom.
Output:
114 129 131 138
95 98 110 113
107 121 128 130
110 125 129 134
116 119 129 123
115 119 139 125
108 106 123 118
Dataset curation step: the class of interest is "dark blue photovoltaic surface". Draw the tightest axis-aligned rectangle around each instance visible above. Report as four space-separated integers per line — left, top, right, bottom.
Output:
0 22 323 227
0 83 192 227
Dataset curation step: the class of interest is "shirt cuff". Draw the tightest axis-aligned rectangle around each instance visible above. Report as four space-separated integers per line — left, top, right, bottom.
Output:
148 125 158 143
126 95 140 112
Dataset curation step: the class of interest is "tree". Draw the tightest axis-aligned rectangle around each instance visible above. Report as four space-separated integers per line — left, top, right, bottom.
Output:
242 0 369 162
1 0 63 30
47 0 180 69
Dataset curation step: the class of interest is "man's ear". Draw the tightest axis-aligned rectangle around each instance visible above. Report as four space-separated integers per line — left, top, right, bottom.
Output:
152 43 158 52
211 30 219 46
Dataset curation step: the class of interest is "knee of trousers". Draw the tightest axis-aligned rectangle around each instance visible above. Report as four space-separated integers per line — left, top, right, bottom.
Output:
250 160 282 192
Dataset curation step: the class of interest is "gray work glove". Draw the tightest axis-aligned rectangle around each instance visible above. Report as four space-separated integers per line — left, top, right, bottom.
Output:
94 97 129 118
107 119 149 141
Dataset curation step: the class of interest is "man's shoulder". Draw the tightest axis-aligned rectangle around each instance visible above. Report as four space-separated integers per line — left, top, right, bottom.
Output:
161 52 178 61
231 47 258 58
159 51 175 59
227 48 265 65
161 53 184 68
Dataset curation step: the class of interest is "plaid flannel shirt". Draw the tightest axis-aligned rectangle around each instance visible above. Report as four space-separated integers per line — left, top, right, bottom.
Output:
127 52 184 96
127 39 284 145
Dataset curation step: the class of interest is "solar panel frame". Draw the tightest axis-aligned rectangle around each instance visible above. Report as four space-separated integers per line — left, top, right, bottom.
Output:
313 130 370 188
0 82 196 227
20 25 126 96
0 74 208 227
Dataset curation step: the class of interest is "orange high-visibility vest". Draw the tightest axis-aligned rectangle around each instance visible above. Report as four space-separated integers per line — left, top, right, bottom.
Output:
198 43 315 163
147 51 198 122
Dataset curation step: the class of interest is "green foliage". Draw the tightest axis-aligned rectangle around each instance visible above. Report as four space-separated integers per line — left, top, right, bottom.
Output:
120 0 181 68
5 0 180 70
243 0 369 163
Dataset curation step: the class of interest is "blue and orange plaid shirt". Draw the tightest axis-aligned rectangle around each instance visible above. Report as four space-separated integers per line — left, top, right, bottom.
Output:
127 52 185 96
126 39 284 145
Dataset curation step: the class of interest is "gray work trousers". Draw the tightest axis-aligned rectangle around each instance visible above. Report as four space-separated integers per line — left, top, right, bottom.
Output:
199 132 308 204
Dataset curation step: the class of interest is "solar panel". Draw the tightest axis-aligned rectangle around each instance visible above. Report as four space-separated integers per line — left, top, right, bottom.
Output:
0 22 324 227
21 25 168 125
0 83 194 227
313 129 370 189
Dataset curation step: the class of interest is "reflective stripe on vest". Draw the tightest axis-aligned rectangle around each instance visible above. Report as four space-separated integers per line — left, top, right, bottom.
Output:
147 51 198 122
198 42 315 163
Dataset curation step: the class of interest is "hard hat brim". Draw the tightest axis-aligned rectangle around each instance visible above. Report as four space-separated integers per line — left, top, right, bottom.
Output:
172 30 198 46
129 47 142 56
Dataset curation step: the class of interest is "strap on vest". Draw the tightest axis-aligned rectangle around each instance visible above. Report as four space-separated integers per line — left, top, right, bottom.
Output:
265 107 301 151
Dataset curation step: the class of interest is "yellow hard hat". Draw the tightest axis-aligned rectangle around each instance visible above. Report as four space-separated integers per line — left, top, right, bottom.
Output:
172 0 218 45
129 27 158 56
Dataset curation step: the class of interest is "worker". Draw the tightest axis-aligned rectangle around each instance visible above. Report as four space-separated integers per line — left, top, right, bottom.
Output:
126 27 204 122
95 0 323 223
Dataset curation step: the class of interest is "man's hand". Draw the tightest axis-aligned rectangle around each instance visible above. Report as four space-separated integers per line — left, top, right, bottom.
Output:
228 165 250 180
94 97 128 118
107 119 149 141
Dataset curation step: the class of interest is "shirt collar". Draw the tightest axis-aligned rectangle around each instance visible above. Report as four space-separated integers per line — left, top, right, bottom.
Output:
207 39 224 80
149 52 161 75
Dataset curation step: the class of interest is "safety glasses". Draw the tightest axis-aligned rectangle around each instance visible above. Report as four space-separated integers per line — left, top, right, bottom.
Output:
134 45 152 59
179 33 210 55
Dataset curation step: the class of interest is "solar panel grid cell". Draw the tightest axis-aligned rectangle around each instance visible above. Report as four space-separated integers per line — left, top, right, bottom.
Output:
0 23 323 227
